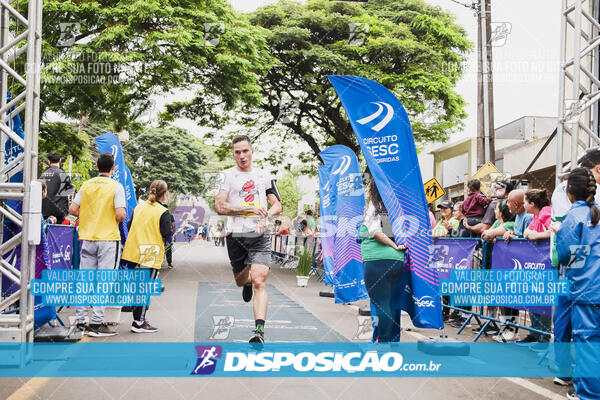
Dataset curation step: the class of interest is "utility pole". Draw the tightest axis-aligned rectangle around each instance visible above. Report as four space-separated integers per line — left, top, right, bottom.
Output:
478 0 495 167
484 0 495 166
476 0 484 168
475 0 495 167
450 0 496 168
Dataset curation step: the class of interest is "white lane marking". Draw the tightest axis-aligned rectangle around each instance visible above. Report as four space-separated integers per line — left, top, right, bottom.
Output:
504 378 565 400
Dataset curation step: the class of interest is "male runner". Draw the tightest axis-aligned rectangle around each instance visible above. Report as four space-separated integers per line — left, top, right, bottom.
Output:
215 135 282 343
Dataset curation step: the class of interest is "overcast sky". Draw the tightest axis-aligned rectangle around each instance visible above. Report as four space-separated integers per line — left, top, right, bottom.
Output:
228 0 561 142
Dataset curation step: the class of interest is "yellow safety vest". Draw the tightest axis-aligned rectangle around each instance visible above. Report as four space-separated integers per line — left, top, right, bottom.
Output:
78 176 121 241
122 201 166 269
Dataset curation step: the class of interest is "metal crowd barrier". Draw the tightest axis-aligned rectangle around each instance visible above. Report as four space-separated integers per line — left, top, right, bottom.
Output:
1 223 78 330
272 234 555 343
271 234 324 280
440 238 553 342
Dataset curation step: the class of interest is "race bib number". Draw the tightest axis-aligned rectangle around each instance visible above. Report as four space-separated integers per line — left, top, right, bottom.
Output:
241 202 264 217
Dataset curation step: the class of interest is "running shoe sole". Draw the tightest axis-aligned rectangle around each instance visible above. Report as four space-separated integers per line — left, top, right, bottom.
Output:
554 377 573 386
242 283 253 303
249 333 264 343
131 326 158 333
86 330 117 337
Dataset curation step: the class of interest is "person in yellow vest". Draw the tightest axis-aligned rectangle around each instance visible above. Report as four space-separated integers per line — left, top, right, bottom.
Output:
69 152 126 337
122 179 173 333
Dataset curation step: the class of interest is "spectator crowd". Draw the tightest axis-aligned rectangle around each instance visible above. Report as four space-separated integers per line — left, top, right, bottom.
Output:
427 149 600 399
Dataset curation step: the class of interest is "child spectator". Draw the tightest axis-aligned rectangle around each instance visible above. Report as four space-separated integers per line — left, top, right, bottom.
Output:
556 167 600 400
462 179 493 235
300 219 314 236
518 189 552 349
274 219 289 235
523 189 552 241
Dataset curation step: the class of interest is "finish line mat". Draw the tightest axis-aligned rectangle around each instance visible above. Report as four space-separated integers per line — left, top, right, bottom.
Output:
194 283 346 342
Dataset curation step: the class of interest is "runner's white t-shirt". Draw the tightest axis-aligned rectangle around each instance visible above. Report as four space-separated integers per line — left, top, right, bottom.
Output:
217 166 273 233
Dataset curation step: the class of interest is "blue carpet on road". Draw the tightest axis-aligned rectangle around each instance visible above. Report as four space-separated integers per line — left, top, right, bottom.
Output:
194 283 346 342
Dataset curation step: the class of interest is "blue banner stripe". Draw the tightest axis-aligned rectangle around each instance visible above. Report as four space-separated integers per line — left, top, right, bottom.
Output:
95 133 138 244
319 145 368 303
328 75 443 329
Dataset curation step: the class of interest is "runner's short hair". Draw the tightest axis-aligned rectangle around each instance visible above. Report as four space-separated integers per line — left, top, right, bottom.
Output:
97 152 114 173
47 152 61 164
232 135 251 146
305 209 313 216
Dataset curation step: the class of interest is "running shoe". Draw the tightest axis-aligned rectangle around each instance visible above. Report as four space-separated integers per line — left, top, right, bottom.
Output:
86 323 117 337
131 321 158 333
249 329 264 343
242 282 253 303
554 377 573 386
472 325 499 335
493 328 519 343
567 389 580 400
448 317 471 329
445 311 460 322
75 323 87 332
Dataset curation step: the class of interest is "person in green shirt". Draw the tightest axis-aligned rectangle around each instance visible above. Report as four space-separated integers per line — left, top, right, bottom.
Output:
432 200 459 237
481 199 516 241
359 179 406 342
305 209 317 232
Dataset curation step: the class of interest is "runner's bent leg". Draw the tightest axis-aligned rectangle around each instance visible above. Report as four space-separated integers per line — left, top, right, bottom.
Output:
251 264 269 321
234 266 251 286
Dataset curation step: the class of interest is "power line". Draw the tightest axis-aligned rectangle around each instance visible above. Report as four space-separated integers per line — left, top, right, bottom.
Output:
448 0 478 11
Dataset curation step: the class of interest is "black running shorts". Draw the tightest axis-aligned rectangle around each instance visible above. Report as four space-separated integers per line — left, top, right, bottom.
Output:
226 233 272 274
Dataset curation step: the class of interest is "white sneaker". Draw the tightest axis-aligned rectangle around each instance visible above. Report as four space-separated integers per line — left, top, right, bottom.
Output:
493 329 519 342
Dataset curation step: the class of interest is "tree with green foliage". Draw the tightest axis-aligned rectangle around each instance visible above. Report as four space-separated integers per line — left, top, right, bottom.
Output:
125 127 207 197
277 172 303 218
31 0 269 130
39 122 88 163
199 0 470 170
38 122 94 189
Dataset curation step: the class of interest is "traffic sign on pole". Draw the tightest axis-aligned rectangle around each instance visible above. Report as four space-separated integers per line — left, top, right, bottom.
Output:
424 178 445 203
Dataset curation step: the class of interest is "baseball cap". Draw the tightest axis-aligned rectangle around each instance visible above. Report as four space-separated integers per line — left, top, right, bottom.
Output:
437 200 453 209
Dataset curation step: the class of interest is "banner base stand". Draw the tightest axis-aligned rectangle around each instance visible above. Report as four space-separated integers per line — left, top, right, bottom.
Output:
319 290 334 298
34 326 83 342
358 305 370 316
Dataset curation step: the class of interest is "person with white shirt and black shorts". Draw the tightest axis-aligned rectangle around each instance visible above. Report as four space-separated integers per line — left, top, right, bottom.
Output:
215 135 282 343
